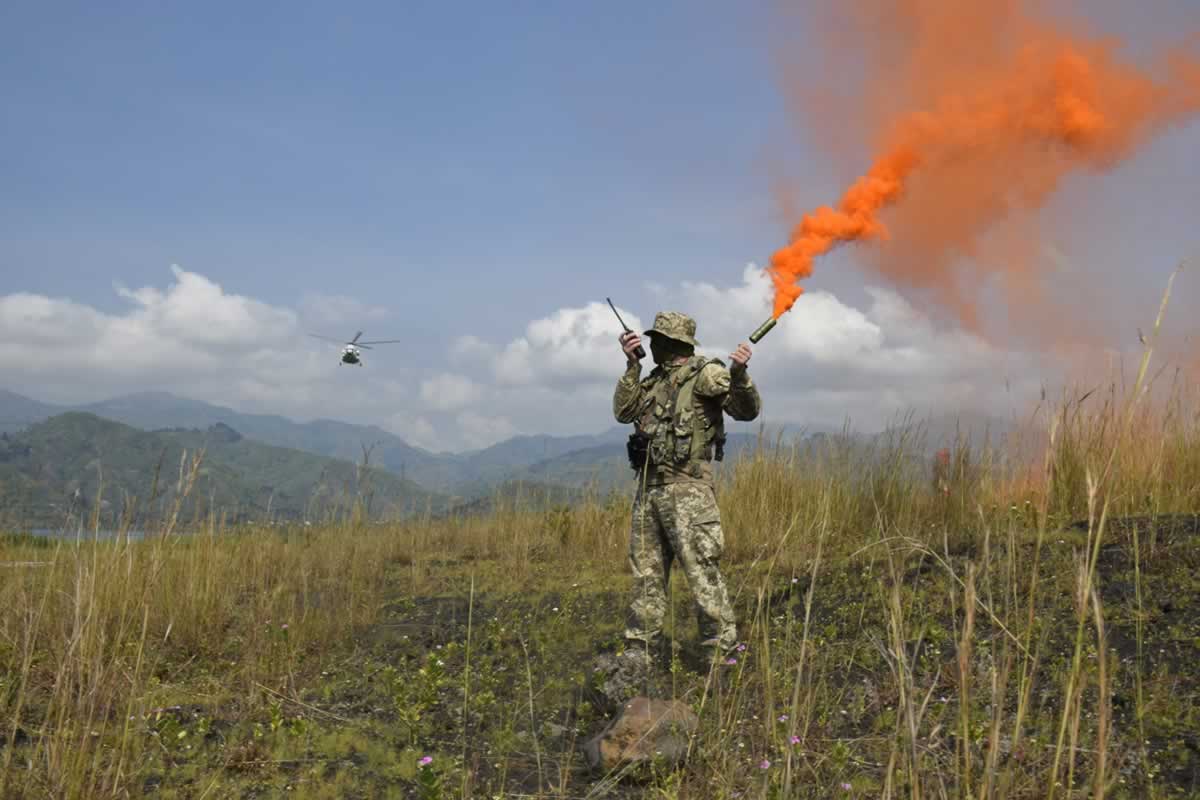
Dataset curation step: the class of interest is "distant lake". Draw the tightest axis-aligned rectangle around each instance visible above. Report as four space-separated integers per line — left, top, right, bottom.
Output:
29 528 150 540
19 522 319 541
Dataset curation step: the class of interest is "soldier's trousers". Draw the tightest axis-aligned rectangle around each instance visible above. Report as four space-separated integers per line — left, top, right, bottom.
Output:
624 481 737 651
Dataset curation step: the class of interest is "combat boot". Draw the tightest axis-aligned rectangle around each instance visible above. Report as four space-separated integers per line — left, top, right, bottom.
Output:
701 639 743 669
615 643 656 680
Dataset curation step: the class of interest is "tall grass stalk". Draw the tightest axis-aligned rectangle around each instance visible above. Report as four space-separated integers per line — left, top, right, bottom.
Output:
1048 265 1179 800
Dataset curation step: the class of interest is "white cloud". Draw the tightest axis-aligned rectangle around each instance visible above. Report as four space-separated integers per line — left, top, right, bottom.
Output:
419 373 479 412
1 263 1051 454
387 414 439 451
450 335 496 365
456 411 518 450
477 264 1044 434
3 267 298 387
299 292 389 328
1 267 421 438
0 267 622 452
117 265 296 348
676 264 887 366
493 301 642 387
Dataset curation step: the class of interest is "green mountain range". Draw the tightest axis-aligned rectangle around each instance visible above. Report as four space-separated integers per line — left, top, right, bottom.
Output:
0 389 1015 528
0 412 444 529
0 390 629 493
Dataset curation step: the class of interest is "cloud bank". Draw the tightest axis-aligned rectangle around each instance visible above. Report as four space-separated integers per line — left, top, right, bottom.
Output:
1 264 1048 451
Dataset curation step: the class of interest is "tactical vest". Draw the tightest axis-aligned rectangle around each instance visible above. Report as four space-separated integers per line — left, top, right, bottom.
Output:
635 356 727 478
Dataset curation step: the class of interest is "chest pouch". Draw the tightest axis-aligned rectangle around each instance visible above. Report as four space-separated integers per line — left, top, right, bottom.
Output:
637 359 726 472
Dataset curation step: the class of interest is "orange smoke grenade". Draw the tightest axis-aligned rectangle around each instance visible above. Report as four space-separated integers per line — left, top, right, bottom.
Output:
761 3 1200 332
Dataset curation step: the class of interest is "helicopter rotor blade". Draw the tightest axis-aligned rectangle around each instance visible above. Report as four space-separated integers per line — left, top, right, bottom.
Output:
350 331 364 344
356 339 403 345
357 344 373 350
308 333 349 345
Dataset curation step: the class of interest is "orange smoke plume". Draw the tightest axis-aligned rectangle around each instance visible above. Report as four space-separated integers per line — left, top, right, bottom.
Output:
768 2 1200 322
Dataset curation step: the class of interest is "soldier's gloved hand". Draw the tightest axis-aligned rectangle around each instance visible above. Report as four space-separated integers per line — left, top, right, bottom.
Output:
620 331 644 364
729 342 752 372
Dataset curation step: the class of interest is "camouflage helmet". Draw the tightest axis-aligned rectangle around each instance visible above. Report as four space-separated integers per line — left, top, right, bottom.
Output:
644 311 700 347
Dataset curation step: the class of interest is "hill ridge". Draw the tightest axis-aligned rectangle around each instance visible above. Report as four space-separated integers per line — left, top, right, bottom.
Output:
0 411 445 528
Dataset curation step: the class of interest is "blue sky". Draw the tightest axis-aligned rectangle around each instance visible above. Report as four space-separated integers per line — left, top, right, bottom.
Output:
2 1 822 333
2 1 1198 450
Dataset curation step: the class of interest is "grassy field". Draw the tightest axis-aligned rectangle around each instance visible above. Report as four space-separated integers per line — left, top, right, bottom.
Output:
4 360 1200 797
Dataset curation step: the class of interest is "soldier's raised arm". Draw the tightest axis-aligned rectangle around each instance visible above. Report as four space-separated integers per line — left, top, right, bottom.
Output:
695 346 761 421
723 366 761 421
724 341 760 421
613 332 645 423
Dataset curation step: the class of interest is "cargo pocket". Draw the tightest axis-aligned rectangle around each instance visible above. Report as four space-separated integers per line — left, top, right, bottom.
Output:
697 413 715 460
672 428 692 464
690 494 724 562
673 405 694 464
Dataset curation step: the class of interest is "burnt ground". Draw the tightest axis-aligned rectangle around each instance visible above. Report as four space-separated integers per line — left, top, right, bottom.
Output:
6 516 1199 798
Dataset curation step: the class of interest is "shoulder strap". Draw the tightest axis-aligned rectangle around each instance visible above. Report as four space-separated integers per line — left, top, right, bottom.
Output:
680 357 726 463
640 365 664 389
671 357 708 417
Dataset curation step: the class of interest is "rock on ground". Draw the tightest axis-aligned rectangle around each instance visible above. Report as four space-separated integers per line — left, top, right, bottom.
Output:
582 696 699 774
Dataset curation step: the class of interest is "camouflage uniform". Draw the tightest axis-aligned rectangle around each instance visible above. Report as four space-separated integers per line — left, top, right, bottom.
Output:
613 312 761 656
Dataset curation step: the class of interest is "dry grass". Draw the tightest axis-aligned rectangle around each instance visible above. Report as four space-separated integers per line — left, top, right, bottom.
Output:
3 278 1199 798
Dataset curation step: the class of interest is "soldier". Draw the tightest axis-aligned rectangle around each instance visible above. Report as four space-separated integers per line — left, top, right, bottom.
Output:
613 311 761 666
933 447 952 497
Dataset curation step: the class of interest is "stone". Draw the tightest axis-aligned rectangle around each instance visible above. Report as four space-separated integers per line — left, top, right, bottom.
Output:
582 696 699 774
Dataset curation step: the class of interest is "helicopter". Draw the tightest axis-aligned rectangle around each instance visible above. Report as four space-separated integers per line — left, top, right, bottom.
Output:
308 331 402 366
